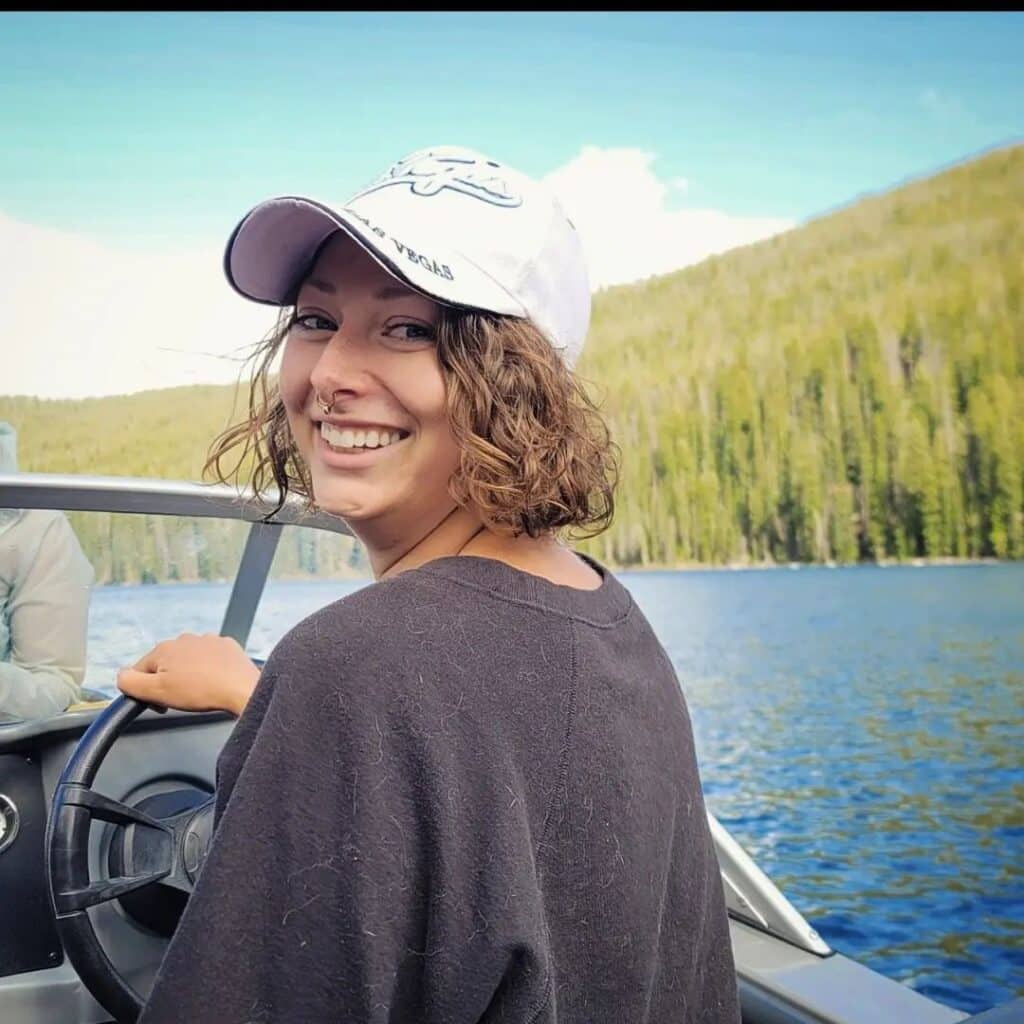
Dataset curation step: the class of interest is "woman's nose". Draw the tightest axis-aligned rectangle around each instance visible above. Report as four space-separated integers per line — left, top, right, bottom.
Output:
309 331 370 407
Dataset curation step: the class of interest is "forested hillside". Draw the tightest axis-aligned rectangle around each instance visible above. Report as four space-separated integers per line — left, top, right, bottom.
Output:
580 143 1023 565
2 143 1021 570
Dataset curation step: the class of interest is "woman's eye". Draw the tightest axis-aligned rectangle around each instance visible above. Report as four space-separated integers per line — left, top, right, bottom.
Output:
290 313 335 333
387 322 436 343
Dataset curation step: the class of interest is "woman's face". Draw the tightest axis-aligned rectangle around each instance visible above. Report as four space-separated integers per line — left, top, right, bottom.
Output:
279 231 461 531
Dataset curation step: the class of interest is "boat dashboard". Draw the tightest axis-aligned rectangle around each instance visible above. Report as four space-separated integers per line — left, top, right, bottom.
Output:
0 705 233 1022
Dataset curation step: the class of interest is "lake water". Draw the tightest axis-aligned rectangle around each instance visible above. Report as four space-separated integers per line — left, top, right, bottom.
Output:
83 563 1024 1016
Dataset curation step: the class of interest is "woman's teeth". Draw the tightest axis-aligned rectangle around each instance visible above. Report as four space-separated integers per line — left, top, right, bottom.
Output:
320 422 405 450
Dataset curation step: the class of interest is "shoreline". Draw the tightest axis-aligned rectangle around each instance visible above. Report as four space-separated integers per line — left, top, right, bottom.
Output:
614 556 1006 574
93 555 1011 586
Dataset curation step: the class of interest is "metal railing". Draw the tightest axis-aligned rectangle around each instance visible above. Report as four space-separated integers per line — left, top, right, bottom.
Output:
0 472 353 647
0 472 352 533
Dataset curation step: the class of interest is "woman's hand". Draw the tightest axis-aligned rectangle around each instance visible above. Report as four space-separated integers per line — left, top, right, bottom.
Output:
117 633 261 717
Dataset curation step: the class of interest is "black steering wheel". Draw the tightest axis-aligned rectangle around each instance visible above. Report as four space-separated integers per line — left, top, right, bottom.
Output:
45 695 216 1023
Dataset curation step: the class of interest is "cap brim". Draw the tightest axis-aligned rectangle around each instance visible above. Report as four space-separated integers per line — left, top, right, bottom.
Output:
224 196 527 317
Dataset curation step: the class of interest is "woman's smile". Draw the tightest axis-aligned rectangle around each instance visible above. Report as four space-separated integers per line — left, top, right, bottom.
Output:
313 425 412 468
277 230 460 533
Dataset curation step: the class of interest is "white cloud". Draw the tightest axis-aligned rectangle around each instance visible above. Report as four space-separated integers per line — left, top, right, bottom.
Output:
0 210 279 400
2 146 793 398
543 145 793 289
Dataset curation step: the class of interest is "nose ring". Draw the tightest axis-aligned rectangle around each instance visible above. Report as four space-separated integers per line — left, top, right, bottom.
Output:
315 390 335 416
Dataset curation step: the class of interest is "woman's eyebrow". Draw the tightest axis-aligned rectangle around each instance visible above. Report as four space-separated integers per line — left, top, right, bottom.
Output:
302 281 414 301
305 278 336 294
375 285 416 301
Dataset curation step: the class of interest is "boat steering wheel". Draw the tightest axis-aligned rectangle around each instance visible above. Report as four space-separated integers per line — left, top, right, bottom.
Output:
44 695 216 1023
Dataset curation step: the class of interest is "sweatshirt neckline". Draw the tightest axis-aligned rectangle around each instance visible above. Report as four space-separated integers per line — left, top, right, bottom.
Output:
412 551 632 625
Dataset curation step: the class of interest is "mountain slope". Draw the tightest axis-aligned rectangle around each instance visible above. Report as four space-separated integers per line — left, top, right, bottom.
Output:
3 143 1022 568
579 142 1023 564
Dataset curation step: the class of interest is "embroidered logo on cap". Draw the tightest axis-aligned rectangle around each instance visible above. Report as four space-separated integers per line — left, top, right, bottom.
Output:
353 153 523 208
344 208 455 282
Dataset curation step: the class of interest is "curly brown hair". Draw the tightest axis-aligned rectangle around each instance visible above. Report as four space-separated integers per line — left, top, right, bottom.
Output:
203 305 619 540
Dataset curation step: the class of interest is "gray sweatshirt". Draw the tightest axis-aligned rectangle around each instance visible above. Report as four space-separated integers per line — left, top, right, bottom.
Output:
0 421 94 719
139 553 741 1023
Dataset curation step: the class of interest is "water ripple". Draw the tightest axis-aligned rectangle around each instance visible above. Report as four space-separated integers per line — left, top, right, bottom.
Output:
620 563 1024 1016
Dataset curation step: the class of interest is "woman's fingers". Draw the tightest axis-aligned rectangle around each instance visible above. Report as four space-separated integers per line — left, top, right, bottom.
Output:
116 666 169 709
127 634 196 676
129 648 160 674
117 665 164 696
117 634 258 715
131 635 189 673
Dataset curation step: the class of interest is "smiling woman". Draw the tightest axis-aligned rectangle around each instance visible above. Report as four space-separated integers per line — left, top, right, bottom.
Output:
205 228 617 566
116 144 743 1024
277 232 463 531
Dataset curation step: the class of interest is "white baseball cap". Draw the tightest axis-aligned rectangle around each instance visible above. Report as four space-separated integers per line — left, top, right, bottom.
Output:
223 145 592 367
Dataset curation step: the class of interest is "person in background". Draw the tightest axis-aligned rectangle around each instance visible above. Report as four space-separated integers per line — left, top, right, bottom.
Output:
0 421 95 720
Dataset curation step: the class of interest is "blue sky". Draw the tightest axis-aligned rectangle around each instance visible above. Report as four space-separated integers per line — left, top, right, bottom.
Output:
2 12 1021 243
2 12 1022 398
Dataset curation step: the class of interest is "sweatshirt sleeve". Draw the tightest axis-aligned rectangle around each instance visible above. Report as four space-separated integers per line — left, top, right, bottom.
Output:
137 609 552 1024
0 512 94 719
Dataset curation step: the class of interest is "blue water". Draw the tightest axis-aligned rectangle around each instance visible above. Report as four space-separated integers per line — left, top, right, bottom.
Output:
84 563 1024 1016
